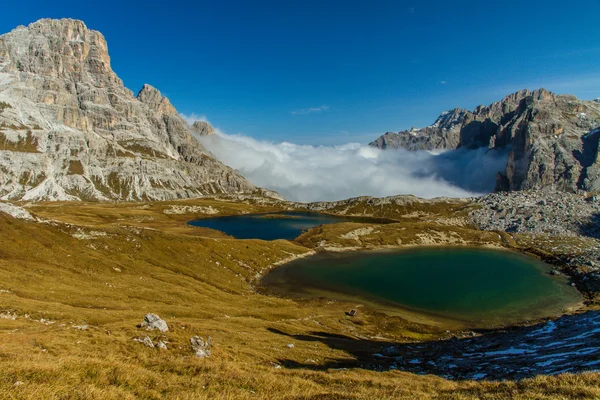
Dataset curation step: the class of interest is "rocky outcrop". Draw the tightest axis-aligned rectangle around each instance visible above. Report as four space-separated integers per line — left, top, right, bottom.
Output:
190 335 212 358
190 121 215 137
370 89 600 193
0 19 256 201
137 313 169 332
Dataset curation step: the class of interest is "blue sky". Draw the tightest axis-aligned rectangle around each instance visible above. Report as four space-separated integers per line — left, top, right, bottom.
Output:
2 0 600 144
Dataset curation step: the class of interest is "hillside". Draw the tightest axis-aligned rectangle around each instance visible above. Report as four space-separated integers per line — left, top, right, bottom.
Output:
0 195 599 398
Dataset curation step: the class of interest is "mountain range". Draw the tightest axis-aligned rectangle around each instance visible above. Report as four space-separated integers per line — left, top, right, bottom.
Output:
1 18 599 202
370 89 600 192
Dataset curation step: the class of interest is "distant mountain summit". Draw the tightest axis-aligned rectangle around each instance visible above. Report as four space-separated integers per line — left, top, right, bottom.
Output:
370 89 600 192
0 18 255 201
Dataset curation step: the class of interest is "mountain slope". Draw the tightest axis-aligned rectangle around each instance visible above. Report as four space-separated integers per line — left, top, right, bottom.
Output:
0 18 255 201
370 89 600 192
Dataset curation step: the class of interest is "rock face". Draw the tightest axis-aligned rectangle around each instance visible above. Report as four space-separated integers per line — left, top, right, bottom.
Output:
370 109 465 151
370 89 600 192
0 19 255 201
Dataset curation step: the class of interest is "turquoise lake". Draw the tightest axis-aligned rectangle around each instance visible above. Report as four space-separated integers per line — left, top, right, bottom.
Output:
261 247 582 326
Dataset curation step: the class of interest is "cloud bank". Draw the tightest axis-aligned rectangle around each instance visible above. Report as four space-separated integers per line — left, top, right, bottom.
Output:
198 133 509 203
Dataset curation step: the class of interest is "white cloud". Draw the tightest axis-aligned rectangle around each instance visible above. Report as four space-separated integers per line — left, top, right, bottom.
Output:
198 132 509 203
291 105 330 115
180 113 209 125
440 80 448 85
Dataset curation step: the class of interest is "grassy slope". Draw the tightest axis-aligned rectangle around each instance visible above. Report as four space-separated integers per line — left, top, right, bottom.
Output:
0 198 598 399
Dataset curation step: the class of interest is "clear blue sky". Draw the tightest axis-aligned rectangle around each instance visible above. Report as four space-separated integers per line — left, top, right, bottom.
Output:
2 0 600 144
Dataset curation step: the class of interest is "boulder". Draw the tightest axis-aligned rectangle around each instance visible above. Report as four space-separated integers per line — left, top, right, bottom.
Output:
190 336 212 358
133 336 155 348
138 313 169 332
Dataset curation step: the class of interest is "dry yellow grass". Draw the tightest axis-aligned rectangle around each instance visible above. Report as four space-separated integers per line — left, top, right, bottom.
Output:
0 198 598 399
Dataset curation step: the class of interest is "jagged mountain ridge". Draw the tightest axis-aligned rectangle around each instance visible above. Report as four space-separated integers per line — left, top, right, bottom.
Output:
0 18 255 201
370 89 600 192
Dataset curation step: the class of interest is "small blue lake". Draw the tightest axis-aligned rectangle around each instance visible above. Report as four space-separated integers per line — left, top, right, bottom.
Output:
188 211 386 240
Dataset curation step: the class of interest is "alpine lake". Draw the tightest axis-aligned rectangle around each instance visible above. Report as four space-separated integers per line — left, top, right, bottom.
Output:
190 212 582 328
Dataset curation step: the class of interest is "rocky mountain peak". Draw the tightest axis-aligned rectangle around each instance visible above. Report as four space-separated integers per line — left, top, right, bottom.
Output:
0 18 256 201
0 18 120 88
370 88 600 193
430 108 465 129
190 121 215 136
137 84 177 115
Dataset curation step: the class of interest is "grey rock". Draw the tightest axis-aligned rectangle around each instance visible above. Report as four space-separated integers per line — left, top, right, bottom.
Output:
371 89 600 193
156 340 168 350
138 313 168 332
190 121 215 137
133 336 155 348
370 108 465 151
469 190 600 238
0 18 256 201
190 335 212 358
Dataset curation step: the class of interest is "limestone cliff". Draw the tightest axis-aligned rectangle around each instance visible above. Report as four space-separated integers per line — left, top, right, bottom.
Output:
0 18 255 201
370 89 600 192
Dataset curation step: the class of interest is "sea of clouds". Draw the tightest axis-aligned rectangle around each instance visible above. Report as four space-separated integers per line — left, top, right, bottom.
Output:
197 132 509 203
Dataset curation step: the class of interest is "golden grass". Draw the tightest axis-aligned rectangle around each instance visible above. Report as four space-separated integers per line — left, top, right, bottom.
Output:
0 198 598 399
